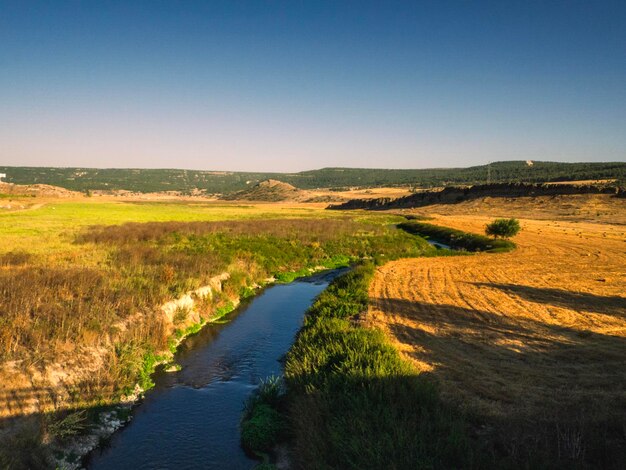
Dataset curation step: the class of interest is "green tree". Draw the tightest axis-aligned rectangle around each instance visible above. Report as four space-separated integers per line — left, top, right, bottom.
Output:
485 218 521 239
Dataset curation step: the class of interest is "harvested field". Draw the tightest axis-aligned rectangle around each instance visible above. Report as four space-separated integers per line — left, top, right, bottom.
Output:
368 198 626 462
398 193 626 224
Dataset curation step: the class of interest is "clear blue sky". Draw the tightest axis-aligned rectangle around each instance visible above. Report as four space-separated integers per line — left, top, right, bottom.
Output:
1 1 625 171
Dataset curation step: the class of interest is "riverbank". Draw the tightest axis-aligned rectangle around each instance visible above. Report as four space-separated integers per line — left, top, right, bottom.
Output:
0 203 433 468
241 222 521 468
87 270 344 469
280 263 479 469
71 265 351 469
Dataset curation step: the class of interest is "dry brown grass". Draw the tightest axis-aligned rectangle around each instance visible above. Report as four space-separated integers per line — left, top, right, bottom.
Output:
400 193 626 225
368 196 626 461
310 186 415 200
0 213 416 423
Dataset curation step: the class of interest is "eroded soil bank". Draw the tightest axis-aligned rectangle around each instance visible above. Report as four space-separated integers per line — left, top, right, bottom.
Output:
88 270 342 469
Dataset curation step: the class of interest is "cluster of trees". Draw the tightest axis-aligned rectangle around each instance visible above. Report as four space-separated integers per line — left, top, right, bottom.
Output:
1 161 624 194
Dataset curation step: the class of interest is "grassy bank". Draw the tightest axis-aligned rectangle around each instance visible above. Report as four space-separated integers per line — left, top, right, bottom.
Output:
0 202 433 466
398 220 515 253
2 218 428 365
278 264 479 469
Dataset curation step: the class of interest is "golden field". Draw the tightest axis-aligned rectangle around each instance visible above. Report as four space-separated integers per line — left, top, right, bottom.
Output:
368 194 626 457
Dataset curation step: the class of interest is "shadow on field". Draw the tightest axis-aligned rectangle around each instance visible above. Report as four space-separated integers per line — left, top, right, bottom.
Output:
473 282 626 316
288 371 482 469
370 297 626 468
0 379 122 470
0 402 116 470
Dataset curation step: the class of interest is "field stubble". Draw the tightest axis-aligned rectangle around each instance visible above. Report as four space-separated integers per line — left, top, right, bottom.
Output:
369 197 626 464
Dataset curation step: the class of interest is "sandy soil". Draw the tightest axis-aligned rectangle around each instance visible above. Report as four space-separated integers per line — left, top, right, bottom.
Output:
368 198 626 422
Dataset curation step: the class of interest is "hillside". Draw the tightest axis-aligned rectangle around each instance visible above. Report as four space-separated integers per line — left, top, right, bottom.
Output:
221 179 304 201
1 161 625 194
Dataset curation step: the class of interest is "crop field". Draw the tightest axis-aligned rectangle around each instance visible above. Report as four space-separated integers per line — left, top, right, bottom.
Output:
368 197 626 465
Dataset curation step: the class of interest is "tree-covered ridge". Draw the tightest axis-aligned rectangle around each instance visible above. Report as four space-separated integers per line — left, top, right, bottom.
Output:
1 161 625 194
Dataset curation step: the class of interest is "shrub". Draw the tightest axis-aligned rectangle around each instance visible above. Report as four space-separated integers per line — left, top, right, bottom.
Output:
485 218 521 239
241 376 287 456
45 410 87 442
241 404 284 453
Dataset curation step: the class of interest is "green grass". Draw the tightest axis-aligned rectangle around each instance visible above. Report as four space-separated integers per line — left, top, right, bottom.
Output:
241 377 287 457
0 200 343 255
0 202 433 404
0 193 35 199
0 200 437 466
398 220 516 253
283 264 479 469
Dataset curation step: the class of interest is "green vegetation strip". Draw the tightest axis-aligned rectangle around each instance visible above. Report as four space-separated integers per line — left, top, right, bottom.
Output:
398 220 515 253
243 264 480 469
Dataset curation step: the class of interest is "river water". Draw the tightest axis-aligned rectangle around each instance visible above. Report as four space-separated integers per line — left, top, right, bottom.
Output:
88 270 342 470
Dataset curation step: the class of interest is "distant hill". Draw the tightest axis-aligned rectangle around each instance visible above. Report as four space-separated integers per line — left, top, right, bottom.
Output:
222 179 304 201
328 182 623 211
1 161 624 194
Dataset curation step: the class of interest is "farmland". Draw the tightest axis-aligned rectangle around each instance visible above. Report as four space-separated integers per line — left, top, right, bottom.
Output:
1 190 625 468
368 195 626 466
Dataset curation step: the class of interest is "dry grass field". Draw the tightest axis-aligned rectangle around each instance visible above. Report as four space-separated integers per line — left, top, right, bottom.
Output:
369 194 626 461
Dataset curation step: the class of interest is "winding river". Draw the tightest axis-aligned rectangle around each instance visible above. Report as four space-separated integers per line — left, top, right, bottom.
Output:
88 270 343 469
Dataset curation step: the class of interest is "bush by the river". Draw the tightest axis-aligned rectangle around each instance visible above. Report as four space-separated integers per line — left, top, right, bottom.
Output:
485 218 521 239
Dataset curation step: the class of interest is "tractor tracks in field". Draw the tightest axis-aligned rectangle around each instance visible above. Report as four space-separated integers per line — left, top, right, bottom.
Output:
368 214 626 419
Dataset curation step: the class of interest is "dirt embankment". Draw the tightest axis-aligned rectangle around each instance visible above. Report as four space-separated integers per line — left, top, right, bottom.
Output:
367 199 626 458
221 179 416 203
221 179 307 202
329 182 624 210
0 183 82 198
0 183 83 212
406 193 626 225
0 272 237 421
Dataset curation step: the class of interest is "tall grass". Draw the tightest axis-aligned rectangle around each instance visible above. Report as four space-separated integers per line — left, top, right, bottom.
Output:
284 264 478 469
0 214 434 466
0 218 430 401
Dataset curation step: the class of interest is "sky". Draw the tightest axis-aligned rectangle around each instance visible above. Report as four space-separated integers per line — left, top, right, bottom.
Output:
1 1 625 172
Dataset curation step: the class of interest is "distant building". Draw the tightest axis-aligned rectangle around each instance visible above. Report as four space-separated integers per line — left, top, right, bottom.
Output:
0 173 6 182
526 160 534 166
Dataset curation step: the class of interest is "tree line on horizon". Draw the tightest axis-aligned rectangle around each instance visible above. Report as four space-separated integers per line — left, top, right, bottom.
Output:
1 160 624 194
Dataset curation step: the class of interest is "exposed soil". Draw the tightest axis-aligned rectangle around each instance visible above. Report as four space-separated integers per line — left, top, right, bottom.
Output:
0 183 82 198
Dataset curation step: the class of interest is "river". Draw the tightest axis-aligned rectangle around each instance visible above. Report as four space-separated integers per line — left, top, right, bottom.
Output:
88 269 343 469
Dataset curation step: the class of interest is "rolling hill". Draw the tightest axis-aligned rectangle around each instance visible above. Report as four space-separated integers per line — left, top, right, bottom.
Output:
1 161 624 194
